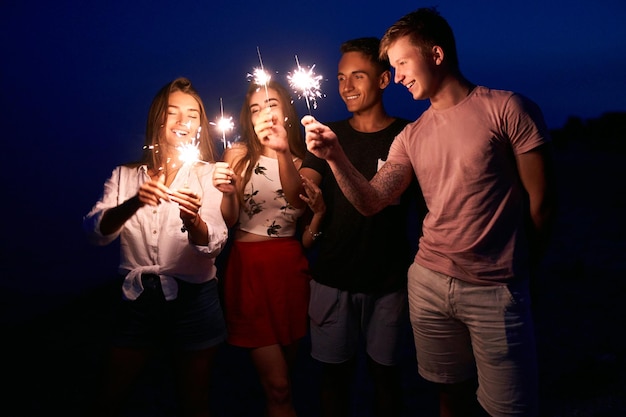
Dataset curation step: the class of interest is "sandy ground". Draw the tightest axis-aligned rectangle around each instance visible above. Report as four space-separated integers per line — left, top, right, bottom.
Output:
3 144 625 417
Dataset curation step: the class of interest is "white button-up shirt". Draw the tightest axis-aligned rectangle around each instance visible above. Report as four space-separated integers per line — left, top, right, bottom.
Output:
83 163 228 300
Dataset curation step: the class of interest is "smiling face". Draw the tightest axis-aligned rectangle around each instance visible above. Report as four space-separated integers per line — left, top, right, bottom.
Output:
163 90 201 148
337 51 387 114
248 87 286 134
387 35 437 101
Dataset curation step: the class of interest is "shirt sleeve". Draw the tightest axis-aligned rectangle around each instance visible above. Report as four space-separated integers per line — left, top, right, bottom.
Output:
82 166 123 246
504 93 551 154
301 149 327 174
385 124 413 166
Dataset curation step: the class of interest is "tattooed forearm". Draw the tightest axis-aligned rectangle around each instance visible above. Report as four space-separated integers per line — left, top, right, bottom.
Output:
333 161 380 215
372 162 412 201
328 158 412 216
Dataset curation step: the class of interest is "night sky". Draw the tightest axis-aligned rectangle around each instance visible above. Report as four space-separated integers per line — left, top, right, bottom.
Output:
2 0 625 318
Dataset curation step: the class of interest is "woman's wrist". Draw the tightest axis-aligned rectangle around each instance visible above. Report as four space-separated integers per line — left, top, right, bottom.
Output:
308 228 322 240
182 214 201 229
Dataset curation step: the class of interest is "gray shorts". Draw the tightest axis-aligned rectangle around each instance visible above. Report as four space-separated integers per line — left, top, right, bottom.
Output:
308 280 408 366
408 262 538 417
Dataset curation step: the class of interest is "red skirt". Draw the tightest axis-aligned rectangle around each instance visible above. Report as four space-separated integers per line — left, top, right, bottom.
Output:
223 238 311 347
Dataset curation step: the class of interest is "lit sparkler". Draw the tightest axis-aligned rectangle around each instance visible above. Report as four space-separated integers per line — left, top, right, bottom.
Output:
175 125 208 232
176 126 204 186
249 67 271 87
210 97 234 150
287 55 324 114
142 120 201 175
176 121 201 164
247 46 271 101
177 139 200 166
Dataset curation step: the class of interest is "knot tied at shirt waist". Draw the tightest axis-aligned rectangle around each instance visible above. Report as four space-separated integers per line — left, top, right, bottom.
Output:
122 266 178 301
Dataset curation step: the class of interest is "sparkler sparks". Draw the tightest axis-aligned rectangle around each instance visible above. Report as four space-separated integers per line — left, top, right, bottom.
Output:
143 125 205 178
287 55 324 114
247 46 272 103
175 126 205 231
177 140 200 166
176 126 205 186
210 98 234 150
249 67 271 87
172 121 198 166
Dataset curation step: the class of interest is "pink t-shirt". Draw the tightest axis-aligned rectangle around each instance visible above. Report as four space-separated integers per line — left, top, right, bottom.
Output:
387 86 549 284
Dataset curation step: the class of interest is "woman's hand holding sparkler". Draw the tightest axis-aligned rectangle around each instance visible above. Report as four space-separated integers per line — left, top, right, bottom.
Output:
212 161 236 194
212 160 239 228
254 107 289 154
137 173 172 206
169 188 203 227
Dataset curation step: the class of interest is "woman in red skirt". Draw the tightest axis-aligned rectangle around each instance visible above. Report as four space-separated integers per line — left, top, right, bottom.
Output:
212 79 311 417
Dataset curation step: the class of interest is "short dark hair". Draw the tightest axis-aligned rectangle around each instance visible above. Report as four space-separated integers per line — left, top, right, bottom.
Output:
340 37 390 74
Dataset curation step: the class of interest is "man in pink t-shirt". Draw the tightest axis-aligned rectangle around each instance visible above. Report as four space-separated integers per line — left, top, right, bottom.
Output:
301 7 556 417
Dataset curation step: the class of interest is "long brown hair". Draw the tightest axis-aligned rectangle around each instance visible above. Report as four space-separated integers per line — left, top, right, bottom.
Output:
232 79 305 203
141 77 217 170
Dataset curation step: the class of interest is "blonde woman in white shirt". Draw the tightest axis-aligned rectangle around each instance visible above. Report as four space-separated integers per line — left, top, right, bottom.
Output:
84 77 228 417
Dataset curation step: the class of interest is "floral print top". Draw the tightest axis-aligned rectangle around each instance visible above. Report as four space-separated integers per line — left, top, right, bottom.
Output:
237 155 304 237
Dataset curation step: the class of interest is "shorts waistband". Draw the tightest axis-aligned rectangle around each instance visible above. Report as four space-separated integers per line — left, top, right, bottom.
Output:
141 274 161 291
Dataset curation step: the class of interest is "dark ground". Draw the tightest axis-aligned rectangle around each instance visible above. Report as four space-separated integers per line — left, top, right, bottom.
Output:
2 144 626 417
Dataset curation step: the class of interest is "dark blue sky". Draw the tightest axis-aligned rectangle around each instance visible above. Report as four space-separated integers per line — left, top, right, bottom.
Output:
2 0 625 315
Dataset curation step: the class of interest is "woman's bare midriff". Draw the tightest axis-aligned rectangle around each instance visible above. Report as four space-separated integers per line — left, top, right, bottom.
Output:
233 229 287 242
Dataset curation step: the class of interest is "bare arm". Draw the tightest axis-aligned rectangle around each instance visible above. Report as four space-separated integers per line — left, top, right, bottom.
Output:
218 185 239 228
99 195 143 236
276 150 306 210
100 173 171 235
329 155 413 216
256 110 305 210
302 115 412 216
213 147 242 228
516 143 557 260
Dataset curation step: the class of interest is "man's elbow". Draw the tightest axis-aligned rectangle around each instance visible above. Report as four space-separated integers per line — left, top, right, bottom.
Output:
355 201 384 217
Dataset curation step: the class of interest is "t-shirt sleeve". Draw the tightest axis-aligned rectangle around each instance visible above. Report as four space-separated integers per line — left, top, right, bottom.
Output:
505 93 551 154
301 149 327 174
385 124 413 166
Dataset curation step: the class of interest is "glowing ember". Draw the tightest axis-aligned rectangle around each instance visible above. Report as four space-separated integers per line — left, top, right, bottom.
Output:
216 116 234 133
249 67 271 87
247 46 272 104
177 141 200 165
287 55 323 113
177 126 201 164
210 98 234 150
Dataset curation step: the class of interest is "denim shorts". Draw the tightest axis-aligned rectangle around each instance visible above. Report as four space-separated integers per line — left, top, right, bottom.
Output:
111 275 227 351
308 280 409 366
408 262 538 417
